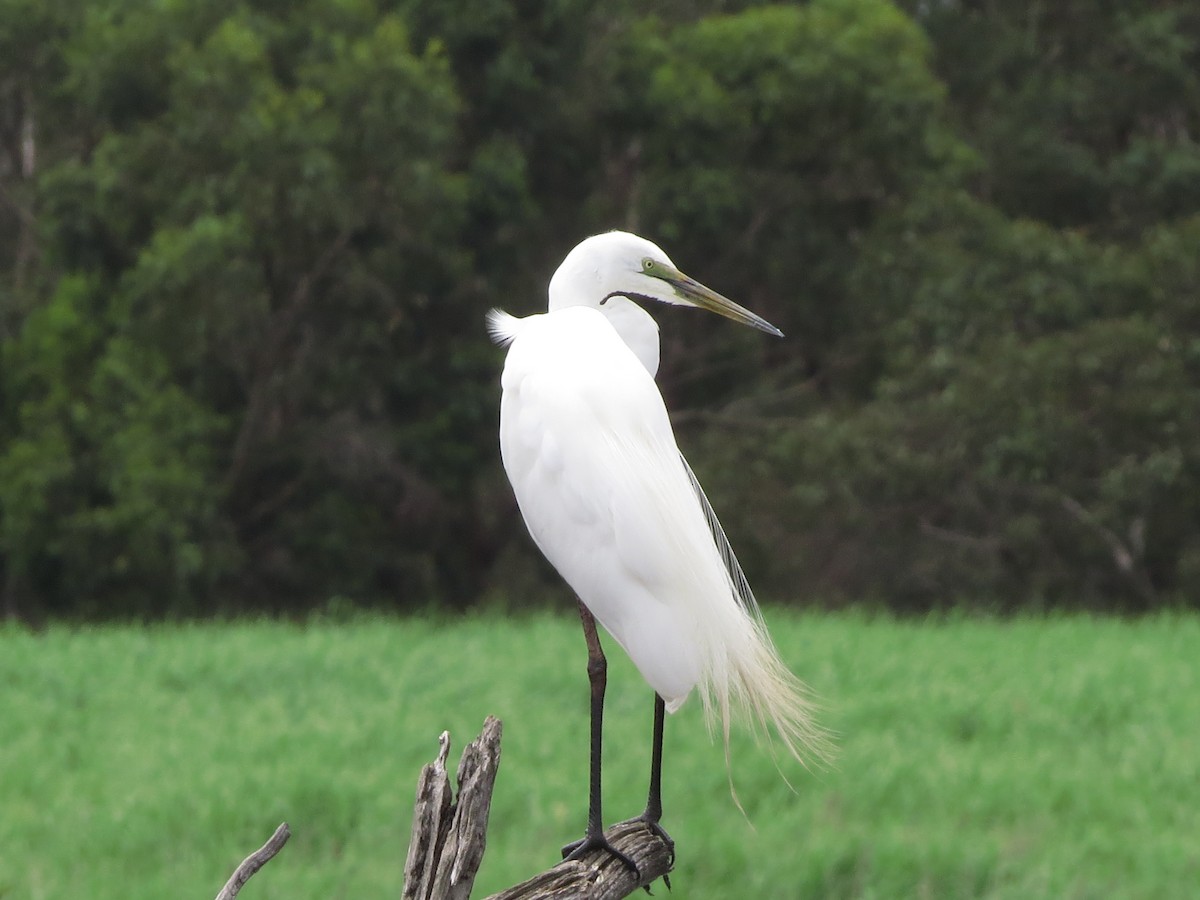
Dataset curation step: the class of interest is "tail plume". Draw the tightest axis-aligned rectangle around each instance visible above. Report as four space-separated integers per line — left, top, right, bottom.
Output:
702 609 833 775
679 454 833 770
486 308 522 346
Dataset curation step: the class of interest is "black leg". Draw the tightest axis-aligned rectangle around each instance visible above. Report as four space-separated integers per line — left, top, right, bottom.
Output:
561 601 638 873
643 694 666 823
640 694 675 868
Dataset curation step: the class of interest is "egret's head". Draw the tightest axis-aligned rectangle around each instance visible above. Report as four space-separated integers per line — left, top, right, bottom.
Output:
548 231 783 337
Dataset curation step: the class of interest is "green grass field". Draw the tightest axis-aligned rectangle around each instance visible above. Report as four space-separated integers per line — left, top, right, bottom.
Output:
2 612 1197 898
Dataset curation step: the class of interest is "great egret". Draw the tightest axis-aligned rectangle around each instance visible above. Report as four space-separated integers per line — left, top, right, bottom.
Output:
488 231 825 872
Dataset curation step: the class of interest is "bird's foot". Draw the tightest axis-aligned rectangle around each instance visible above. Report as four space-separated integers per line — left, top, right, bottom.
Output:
637 813 674 892
638 814 675 857
561 828 639 875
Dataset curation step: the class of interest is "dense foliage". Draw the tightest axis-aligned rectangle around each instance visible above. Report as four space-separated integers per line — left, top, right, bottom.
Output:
2 0 1198 618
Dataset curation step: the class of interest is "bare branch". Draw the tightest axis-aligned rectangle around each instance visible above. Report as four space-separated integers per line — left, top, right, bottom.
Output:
483 818 674 900
1055 491 1156 604
402 717 672 900
1057 493 1135 574
403 717 503 900
214 822 290 900
403 729 454 898
918 517 1003 555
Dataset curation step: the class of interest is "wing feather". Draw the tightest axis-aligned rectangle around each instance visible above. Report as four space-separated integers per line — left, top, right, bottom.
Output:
679 452 764 627
495 305 829 766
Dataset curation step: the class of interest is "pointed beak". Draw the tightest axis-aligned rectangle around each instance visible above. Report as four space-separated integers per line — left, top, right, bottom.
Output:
661 266 784 337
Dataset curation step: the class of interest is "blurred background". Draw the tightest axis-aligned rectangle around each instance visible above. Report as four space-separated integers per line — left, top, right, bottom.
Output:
2 0 1199 622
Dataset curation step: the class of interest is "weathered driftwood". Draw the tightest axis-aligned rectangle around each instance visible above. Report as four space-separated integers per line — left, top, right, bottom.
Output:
213 715 672 899
404 717 674 900
481 818 674 900
402 715 504 900
214 821 290 900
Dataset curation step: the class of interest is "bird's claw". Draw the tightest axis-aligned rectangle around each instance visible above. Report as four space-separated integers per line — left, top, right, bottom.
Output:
638 814 674 891
561 830 639 875
639 815 675 858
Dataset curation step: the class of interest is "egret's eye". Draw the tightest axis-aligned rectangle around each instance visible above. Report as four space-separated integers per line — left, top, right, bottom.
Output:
641 257 656 272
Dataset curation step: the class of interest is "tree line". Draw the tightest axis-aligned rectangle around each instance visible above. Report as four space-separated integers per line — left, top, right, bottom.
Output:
2 0 1198 619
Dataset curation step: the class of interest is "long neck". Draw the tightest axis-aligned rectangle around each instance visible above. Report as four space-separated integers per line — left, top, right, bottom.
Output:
598 296 660 377
548 263 661 377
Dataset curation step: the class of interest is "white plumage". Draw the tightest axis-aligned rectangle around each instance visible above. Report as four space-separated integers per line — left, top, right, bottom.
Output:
489 232 825 767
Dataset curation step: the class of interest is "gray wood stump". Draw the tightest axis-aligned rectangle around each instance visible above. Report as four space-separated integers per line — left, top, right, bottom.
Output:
403 716 504 900
403 717 675 900
212 716 673 899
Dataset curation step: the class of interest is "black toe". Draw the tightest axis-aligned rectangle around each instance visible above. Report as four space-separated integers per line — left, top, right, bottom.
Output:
561 830 639 874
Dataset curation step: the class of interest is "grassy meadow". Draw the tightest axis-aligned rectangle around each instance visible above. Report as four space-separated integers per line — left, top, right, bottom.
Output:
1 612 1197 898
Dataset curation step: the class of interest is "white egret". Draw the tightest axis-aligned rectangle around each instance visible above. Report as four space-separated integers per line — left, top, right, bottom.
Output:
488 231 826 872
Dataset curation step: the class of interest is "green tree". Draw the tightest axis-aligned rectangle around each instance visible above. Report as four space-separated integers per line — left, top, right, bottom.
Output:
593 0 958 407
5 0 1199 617
3 0 476 615
906 0 1200 236
727 189 1200 610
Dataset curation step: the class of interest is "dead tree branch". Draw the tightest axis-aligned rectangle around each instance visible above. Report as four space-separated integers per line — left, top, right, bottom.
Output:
214 822 290 900
403 716 673 900
403 716 504 900
482 818 674 900
212 715 671 899
1055 491 1156 604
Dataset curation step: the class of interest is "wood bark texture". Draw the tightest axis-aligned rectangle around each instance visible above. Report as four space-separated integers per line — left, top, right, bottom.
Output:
211 716 673 899
403 716 674 900
402 715 504 900
214 822 290 900
481 817 675 900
